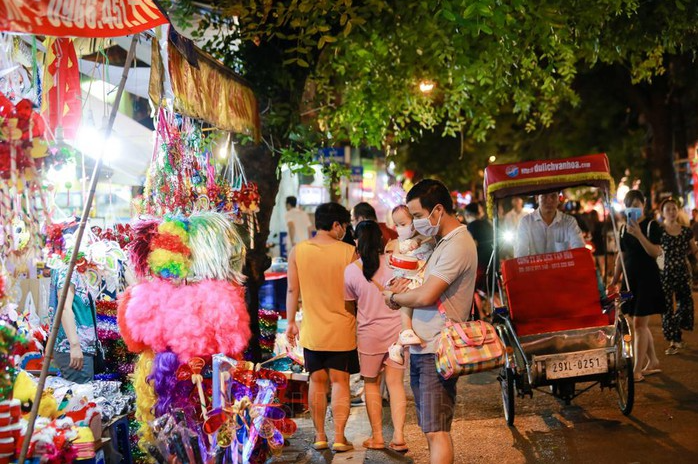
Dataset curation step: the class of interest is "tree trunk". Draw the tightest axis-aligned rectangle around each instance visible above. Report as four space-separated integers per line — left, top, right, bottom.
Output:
239 143 282 363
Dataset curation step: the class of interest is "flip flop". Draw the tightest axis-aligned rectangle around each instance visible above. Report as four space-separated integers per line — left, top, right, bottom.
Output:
311 440 329 451
362 438 385 450
633 375 645 383
332 442 354 452
642 368 662 376
389 442 409 453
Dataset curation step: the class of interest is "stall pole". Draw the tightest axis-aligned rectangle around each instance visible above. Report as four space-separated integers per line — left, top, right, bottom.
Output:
18 34 140 464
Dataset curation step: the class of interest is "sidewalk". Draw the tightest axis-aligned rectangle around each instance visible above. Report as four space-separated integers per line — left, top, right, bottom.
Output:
272 402 414 464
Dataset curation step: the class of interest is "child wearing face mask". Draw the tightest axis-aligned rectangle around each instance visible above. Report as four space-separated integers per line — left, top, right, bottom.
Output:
385 205 436 364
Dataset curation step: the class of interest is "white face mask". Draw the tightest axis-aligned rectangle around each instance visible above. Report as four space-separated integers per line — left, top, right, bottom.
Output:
413 206 442 237
396 224 415 241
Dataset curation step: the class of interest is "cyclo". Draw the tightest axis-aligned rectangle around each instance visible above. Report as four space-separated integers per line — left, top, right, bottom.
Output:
483 153 634 426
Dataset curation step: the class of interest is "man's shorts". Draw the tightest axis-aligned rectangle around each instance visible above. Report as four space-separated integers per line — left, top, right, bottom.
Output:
410 353 458 433
304 348 360 375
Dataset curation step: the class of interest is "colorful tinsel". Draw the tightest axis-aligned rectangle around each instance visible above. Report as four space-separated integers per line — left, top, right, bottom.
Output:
258 309 279 361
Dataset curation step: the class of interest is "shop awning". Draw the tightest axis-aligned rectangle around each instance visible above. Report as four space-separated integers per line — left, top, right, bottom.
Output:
0 0 168 38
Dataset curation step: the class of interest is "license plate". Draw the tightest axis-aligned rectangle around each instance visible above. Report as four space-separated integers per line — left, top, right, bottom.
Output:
545 351 608 380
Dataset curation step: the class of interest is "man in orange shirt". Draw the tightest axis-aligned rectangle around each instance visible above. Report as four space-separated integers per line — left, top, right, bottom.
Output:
285 203 358 453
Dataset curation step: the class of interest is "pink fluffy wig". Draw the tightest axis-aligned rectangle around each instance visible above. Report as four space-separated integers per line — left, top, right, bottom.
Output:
117 286 148 353
121 279 251 361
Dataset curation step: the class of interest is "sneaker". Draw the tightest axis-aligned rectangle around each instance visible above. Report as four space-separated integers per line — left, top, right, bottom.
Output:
388 343 404 364
665 345 679 355
398 329 422 346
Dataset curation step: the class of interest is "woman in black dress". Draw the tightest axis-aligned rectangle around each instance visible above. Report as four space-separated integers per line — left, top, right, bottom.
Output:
611 190 664 382
659 198 697 355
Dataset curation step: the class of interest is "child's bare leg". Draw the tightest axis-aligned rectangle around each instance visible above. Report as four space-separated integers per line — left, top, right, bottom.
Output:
400 307 413 331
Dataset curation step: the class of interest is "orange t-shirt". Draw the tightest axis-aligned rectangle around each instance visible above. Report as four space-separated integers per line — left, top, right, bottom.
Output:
295 240 357 351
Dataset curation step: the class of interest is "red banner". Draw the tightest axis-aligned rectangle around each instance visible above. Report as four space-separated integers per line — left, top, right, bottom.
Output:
41 38 82 139
0 0 167 37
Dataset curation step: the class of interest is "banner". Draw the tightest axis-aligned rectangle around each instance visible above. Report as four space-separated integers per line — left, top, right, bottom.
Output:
150 32 260 140
0 0 167 37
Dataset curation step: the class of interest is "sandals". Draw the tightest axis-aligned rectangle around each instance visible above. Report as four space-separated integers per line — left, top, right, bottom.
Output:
389 442 409 453
633 374 645 383
311 440 329 451
362 438 385 450
642 368 662 376
332 441 354 452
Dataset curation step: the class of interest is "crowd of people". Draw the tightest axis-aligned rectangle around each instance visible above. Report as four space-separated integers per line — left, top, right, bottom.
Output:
282 181 696 464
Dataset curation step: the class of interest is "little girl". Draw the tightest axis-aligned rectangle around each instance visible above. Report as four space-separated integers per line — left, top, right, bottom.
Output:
386 205 435 364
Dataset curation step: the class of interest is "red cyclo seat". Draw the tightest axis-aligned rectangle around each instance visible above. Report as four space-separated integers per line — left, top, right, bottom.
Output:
501 248 610 337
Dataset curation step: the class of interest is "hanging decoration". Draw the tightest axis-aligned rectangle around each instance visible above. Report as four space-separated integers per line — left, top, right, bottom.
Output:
138 108 261 241
41 38 82 140
0 91 53 258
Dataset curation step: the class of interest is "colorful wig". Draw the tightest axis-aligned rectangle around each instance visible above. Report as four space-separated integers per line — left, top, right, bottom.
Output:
134 350 156 446
188 212 246 284
148 351 194 417
116 286 147 353
121 279 251 361
127 219 160 278
148 217 191 280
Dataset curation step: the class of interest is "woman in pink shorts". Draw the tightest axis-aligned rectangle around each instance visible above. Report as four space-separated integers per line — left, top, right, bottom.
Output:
344 220 408 452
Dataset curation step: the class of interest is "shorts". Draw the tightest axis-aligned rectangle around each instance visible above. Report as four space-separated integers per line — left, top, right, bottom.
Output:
359 351 405 378
53 352 95 384
303 348 360 375
410 353 458 433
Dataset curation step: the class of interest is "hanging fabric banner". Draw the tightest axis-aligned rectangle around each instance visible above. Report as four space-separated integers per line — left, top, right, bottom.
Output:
41 38 82 139
0 0 167 38
149 31 260 140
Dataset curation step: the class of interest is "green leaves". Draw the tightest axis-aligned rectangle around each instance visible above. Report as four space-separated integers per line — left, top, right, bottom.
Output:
163 0 690 181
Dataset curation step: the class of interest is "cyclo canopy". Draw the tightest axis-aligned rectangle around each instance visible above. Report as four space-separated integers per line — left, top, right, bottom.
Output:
483 153 614 214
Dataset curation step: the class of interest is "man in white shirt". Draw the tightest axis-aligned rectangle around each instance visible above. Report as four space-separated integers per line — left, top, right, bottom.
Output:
285 196 313 248
515 191 585 257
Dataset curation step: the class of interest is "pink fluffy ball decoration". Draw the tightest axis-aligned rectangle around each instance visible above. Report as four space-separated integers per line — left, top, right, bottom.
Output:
122 279 251 361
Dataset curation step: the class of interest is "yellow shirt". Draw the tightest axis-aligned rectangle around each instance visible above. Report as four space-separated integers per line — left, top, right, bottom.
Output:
296 240 357 351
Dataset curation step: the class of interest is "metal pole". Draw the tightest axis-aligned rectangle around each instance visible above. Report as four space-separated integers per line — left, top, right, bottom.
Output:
18 33 140 464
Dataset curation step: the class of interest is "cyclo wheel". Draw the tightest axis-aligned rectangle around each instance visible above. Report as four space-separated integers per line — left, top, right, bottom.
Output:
615 318 634 415
500 367 515 426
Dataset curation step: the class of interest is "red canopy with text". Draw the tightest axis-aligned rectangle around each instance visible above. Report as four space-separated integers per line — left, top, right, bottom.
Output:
0 0 167 37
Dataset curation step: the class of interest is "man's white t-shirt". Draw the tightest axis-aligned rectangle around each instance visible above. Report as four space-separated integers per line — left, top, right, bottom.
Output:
410 226 478 354
285 207 312 246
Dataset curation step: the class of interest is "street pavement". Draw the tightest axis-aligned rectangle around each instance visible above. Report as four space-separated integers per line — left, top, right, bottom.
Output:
273 303 698 463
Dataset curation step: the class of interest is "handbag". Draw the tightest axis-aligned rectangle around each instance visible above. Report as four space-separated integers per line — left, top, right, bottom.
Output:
435 299 505 379
88 294 106 375
647 221 665 271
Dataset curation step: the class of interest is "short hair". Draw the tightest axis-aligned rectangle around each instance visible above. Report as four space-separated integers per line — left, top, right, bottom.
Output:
315 202 351 231
352 202 377 221
406 179 454 214
391 205 410 216
286 196 297 207
623 190 645 209
464 202 480 216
